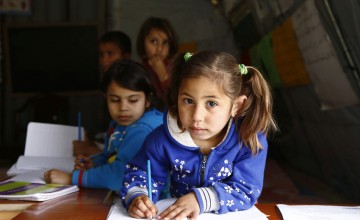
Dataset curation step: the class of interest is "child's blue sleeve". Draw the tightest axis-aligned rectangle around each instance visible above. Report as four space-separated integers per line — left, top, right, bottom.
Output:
72 125 153 191
195 133 268 214
120 129 169 208
91 153 107 166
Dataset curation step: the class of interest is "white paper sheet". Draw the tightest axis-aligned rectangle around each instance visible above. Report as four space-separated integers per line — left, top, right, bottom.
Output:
24 122 83 158
16 156 74 172
277 204 360 220
7 122 82 176
9 169 49 183
107 198 268 220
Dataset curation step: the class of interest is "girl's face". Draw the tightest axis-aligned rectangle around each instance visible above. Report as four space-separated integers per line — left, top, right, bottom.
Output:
106 81 150 126
178 77 241 148
99 42 129 73
144 28 169 61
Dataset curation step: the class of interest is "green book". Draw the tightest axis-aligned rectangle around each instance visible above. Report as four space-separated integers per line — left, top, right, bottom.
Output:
0 181 79 201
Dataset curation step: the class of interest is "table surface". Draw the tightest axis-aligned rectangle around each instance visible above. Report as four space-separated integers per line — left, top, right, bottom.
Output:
0 188 284 220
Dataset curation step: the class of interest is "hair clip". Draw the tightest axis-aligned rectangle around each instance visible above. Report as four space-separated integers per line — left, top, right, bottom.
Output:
239 64 248 75
184 52 193 62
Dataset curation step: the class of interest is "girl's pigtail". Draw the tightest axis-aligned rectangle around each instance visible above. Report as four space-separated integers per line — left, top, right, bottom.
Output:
238 67 278 154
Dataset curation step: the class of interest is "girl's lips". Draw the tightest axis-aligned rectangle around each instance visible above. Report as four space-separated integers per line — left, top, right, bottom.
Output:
189 127 205 134
191 127 203 131
118 116 130 120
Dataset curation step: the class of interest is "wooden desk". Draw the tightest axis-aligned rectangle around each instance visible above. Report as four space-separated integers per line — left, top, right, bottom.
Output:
0 188 112 220
0 184 285 220
256 203 282 220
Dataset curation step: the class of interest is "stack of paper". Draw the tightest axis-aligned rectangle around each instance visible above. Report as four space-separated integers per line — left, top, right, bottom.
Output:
107 198 268 220
0 180 79 201
277 204 360 220
7 122 84 176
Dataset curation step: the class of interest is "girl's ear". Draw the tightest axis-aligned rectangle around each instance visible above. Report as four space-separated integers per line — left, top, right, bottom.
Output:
231 95 247 117
145 98 151 109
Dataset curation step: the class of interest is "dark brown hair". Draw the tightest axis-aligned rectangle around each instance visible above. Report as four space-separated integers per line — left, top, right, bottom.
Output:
101 60 161 110
136 17 178 60
168 51 278 154
99 31 132 54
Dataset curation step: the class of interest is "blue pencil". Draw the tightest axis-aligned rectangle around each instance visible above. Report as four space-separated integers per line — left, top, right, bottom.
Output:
147 160 152 201
78 111 82 141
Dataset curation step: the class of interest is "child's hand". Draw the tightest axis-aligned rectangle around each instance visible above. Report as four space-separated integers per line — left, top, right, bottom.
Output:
74 154 93 170
73 140 100 156
147 56 168 82
128 195 158 219
44 169 72 185
158 192 200 220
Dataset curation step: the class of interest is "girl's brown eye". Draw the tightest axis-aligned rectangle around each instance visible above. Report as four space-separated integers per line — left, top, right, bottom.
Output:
207 101 217 108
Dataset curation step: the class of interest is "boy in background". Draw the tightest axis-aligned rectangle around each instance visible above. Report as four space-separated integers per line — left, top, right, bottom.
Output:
73 31 132 156
99 31 132 73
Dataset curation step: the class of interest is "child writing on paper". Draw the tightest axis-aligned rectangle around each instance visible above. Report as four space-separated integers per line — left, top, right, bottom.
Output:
44 60 163 191
120 51 278 219
137 16 179 108
73 31 132 157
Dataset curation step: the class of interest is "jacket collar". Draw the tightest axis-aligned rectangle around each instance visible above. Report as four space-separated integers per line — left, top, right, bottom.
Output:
166 111 233 149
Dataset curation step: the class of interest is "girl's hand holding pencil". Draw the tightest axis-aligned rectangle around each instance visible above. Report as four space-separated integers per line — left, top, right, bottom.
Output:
128 195 158 219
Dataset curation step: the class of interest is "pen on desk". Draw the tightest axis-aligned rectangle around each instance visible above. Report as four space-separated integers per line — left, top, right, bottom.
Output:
78 111 82 141
147 159 152 220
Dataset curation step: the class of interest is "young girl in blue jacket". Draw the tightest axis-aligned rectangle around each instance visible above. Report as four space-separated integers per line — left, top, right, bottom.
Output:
120 51 278 219
44 60 163 191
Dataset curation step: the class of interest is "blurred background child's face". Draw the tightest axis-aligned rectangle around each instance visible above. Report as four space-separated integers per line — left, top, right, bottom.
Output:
106 81 150 126
144 28 169 61
99 42 126 73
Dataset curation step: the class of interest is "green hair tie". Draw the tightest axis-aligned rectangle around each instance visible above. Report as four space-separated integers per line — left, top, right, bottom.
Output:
239 64 248 75
184 52 193 62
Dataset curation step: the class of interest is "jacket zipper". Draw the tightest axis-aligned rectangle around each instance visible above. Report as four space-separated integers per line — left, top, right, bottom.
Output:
200 155 208 184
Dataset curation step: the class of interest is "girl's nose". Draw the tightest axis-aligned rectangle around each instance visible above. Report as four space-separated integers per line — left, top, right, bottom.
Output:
119 102 128 111
192 105 204 122
156 44 163 53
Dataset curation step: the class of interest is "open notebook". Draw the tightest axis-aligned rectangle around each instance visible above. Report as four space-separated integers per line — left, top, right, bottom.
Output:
7 122 84 176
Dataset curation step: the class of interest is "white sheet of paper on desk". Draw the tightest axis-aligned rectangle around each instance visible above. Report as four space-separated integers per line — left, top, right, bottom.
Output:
25 122 83 158
277 204 360 220
9 169 48 183
107 198 268 220
15 155 74 173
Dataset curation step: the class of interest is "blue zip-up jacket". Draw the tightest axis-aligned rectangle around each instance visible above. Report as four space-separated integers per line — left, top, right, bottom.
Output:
120 111 268 214
72 108 163 191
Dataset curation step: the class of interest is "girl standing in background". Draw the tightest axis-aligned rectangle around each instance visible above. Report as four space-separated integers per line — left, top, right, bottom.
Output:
137 16 179 108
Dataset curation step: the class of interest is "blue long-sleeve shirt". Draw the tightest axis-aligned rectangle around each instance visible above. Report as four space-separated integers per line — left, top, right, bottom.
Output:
72 108 163 191
120 111 268 214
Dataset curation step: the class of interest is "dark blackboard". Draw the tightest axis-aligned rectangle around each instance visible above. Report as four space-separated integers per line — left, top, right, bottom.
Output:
4 23 100 96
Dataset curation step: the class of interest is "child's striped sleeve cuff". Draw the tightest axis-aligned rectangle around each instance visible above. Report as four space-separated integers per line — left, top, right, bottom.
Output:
124 186 148 208
193 187 220 213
